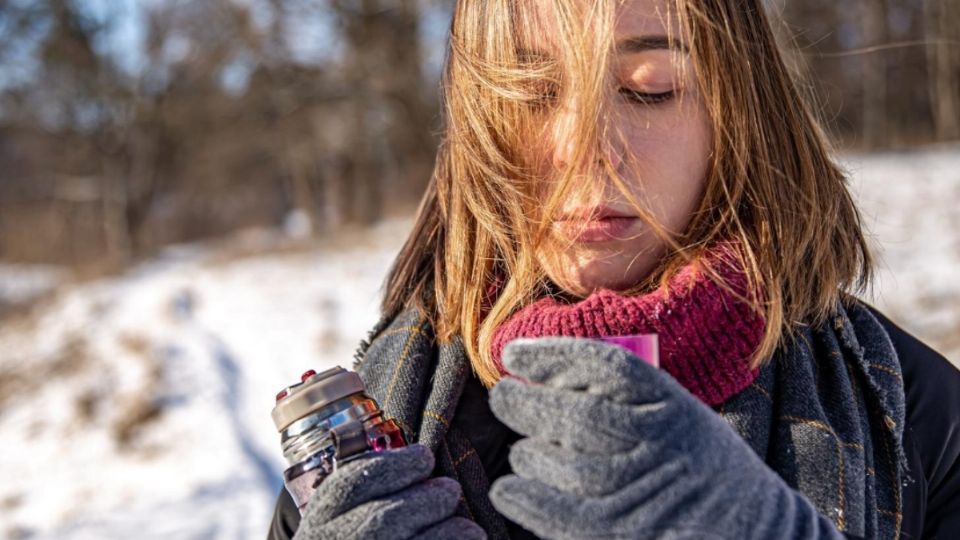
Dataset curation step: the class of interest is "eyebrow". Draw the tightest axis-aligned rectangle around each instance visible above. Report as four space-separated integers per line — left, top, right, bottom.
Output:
616 35 688 53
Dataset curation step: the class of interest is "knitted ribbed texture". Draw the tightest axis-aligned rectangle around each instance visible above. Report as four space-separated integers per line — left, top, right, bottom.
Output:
490 244 766 406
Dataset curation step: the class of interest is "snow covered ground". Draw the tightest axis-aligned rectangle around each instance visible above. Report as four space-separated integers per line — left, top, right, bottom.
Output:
842 144 960 362
0 145 957 539
0 224 409 539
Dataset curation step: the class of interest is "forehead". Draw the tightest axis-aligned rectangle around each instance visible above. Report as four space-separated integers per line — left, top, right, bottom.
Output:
518 0 682 52
617 0 680 38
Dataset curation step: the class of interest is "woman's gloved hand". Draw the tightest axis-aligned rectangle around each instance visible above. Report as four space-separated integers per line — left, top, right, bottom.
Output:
487 338 845 540
293 444 487 540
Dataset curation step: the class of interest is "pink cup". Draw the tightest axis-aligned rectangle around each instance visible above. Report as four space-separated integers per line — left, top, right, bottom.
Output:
597 334 659 368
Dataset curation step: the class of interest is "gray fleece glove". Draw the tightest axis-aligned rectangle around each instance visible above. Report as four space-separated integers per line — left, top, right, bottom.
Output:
487 338 845 540
293 444 487 540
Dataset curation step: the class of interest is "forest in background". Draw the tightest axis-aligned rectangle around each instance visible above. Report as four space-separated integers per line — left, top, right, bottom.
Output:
0 0 957 268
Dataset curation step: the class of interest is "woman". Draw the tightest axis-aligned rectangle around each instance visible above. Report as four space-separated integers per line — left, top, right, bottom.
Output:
270 0 960 538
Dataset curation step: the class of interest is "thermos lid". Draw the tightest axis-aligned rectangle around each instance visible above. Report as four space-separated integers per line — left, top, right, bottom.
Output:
271 366 364 431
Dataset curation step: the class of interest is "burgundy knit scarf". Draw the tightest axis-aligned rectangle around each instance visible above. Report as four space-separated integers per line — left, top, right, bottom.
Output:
490 243 766 406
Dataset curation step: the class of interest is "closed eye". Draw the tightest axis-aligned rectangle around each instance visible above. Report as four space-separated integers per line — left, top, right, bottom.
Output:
619 88 675 105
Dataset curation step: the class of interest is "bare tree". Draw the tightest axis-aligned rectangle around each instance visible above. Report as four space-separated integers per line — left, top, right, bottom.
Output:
923 0 960 140
858 0 890 147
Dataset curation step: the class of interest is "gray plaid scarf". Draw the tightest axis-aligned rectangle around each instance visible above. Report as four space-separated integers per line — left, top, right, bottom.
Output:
353 298 907 539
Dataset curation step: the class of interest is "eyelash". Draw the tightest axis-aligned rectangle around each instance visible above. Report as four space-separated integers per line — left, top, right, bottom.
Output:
619 88 675 105
526 87 675 110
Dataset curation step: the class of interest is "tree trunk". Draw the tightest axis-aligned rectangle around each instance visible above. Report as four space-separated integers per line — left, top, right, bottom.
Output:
859 0 890 148
924 0 960 141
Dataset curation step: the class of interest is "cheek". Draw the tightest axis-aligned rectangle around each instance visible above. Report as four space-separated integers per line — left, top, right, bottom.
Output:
620 103 712 227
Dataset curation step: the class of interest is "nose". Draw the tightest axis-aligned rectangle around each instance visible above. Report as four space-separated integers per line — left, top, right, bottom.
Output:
550 103 623 172
550 106 578 170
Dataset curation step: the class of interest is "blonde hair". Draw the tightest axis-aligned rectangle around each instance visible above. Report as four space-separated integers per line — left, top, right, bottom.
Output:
383 0 872 388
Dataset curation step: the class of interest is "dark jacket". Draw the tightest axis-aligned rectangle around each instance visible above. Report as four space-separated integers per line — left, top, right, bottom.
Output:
268 305 960 539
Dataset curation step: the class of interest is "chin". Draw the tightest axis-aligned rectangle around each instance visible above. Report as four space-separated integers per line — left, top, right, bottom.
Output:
551 261 652 298
538 240 662 297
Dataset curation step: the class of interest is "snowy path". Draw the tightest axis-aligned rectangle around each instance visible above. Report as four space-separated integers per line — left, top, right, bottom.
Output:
0 224 408 539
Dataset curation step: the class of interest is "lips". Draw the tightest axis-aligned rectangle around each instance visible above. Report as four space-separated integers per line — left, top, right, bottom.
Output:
556 206 639 243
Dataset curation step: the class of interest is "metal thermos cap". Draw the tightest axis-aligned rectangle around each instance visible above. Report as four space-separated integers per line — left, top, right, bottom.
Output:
271 366 365 431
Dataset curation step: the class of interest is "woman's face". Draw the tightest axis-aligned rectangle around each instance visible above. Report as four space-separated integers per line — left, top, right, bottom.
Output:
530 0 713 297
